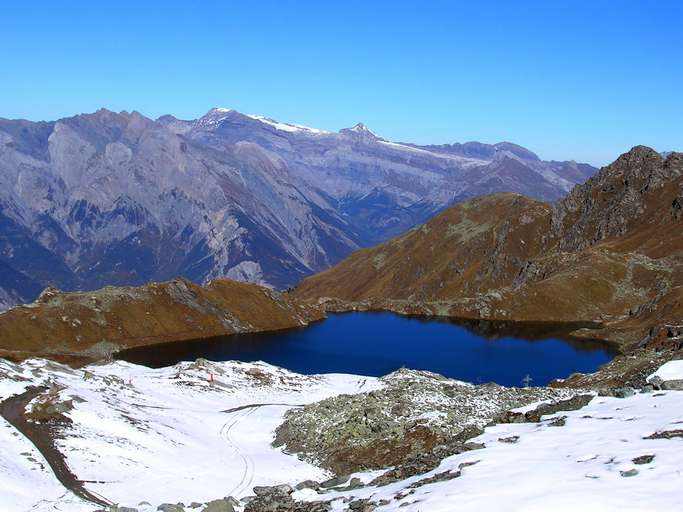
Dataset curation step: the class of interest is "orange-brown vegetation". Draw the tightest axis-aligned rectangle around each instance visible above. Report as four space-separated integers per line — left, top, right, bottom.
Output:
0 278 322 362
295 147 683 352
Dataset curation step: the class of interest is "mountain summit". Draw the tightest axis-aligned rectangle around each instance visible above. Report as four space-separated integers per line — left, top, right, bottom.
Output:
339 122 382 141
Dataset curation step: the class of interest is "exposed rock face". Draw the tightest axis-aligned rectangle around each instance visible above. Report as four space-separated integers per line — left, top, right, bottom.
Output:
552 147 682 251
0 108 595 309
294 148 683 353
0 278 322 361
274 368 575 474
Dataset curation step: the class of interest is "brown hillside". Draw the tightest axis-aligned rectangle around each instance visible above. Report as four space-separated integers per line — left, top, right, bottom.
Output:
295 147 683 349
0 278 322 363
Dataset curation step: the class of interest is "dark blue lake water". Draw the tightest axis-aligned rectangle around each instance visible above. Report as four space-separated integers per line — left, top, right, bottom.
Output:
119 312 617 387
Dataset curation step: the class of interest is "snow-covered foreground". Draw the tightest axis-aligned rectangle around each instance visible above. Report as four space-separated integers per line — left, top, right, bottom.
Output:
0 404 91 511
297 384 683 511
0 358 682 511
0 358 380 510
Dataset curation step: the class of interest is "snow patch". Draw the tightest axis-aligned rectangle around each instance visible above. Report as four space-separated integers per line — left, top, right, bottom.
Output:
297 390 683 511
648 359 683 382
247 114 328 134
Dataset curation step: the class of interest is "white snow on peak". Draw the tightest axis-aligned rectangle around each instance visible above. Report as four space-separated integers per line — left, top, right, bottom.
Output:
199 108 327 134
246 114 328 134
349 123 379 137
193 108 236 129
379 140 489 167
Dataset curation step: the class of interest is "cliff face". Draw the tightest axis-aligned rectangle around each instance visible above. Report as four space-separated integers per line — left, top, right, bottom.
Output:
294 147 683 347
0 278 322 362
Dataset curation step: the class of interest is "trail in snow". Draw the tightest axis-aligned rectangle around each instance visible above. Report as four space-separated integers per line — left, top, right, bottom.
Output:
222 407 257 497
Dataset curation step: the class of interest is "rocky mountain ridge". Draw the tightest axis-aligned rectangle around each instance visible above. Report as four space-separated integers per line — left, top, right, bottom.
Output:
0 108 595 309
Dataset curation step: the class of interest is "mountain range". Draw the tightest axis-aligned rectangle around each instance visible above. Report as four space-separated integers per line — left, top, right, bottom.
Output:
0 107 596 310
0 145 680 385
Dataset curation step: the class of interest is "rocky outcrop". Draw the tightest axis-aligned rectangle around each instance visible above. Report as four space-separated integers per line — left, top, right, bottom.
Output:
552 147 682 251
0 278 322 362
274 368 575 474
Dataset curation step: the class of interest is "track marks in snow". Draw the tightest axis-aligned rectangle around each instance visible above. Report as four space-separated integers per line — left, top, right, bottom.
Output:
222 407 257 498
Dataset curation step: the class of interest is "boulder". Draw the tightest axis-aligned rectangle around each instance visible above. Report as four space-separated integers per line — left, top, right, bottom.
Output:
253 484 293 496
648 376 664 389
348 499 376 511
201 499 235 512
344 477 364 490
632 454 655 465
158 505 185 512
246 485 297 512
614 387 635 398
661 379 683 390
319 475 349 489
294 480 320 491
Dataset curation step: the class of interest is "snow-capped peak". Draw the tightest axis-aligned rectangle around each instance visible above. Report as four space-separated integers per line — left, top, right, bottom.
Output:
349 123 377 136
195 108 327 135
192 107 238 130
340 122 382 141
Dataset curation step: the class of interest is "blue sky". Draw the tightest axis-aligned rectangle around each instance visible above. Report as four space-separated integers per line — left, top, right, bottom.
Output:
1 1 680 166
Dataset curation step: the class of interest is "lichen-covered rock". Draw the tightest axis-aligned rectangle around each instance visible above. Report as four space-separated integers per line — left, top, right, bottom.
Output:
157 504 185 512
274 368 575 474
201 498 235 512
244 483 328 512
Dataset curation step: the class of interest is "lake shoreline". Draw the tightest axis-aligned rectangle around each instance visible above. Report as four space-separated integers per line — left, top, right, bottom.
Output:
117 311 617 388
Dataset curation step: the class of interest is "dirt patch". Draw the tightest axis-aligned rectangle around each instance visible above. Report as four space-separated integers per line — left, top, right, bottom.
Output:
0 386 112 507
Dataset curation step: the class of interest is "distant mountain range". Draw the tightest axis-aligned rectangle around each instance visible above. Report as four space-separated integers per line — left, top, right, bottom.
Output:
0 107 596 309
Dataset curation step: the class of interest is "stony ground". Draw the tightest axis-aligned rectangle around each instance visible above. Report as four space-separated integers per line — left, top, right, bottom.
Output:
274 368 576 474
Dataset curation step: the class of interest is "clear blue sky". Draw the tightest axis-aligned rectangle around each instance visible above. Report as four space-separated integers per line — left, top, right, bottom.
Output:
1 1 680 166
